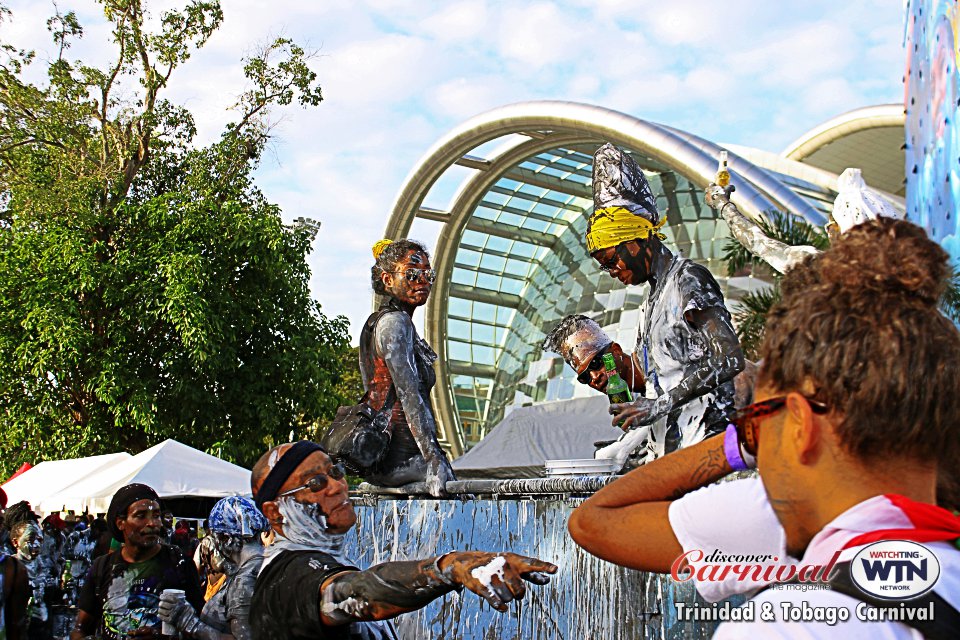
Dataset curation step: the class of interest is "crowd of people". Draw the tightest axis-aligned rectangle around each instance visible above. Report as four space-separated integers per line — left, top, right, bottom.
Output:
0 140 957 638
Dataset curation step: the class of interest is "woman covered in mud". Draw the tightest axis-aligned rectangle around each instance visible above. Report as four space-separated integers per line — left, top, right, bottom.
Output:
360 239 456 497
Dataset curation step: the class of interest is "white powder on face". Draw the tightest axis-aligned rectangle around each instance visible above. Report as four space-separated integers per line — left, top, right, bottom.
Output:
469 555 507 588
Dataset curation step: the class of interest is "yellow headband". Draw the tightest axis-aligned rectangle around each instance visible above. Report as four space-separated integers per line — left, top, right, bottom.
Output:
585 206 666 253
372 239 393 260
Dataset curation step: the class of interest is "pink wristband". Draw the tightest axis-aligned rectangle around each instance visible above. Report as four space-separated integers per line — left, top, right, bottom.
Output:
723 424 750 471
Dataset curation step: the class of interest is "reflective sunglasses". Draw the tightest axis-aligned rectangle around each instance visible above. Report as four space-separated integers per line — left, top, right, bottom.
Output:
391 268 437 284
577 350 611 384
277 463 347 498
732 396 829 457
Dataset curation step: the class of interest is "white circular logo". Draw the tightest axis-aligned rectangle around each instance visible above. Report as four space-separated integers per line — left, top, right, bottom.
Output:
849 540 940 600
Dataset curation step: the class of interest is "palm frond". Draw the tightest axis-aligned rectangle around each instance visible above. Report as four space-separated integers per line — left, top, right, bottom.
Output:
758 210 830 251
731 285 781 361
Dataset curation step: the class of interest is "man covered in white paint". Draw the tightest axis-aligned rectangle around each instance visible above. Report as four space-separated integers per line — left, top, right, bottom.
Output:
249 441 557 640
585 143 744 468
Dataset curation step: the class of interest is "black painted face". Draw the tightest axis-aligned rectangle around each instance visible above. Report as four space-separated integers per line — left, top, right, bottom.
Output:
383 250 432 307
592 240 650 286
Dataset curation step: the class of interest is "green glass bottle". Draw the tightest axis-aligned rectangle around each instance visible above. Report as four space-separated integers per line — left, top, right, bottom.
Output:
603 352 632 404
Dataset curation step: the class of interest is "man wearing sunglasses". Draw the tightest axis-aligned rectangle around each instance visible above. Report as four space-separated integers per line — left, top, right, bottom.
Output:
544 316 759 469
572 220 960 637
542 315 644 396
250 441 557 640
585 143 744 467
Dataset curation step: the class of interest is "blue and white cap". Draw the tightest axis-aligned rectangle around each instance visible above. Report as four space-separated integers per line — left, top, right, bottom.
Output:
208 496 269 538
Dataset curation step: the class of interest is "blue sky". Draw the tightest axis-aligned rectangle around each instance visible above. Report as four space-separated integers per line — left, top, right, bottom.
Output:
3 1 906 341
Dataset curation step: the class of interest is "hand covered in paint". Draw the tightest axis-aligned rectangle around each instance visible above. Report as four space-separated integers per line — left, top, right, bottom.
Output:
438 552 557 612
610 397 664 430
704 183 736 211
157 591 200 634
425 458 456 498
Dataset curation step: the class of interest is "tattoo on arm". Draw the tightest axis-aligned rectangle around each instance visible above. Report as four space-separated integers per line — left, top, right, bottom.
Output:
688 446 728 488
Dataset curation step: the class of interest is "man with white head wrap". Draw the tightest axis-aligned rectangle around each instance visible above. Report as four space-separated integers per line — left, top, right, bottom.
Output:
704 167 903 274
542 315 645 396
585 143 744 467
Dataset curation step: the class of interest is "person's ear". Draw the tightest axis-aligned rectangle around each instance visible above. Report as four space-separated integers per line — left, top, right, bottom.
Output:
786 392 821 466
261 501 281 528
381 270 394 290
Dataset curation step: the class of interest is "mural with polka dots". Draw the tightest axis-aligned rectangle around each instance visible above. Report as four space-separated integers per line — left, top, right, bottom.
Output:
905 0 960 262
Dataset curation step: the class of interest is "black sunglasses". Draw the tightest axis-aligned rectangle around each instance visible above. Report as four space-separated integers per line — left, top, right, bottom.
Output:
391 268 437 284
577 350 611 384
277 463 347 498
597 255 620 273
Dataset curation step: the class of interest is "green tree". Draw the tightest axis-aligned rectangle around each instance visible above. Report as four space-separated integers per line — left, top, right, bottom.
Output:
309 345 364 442
0 0 351 474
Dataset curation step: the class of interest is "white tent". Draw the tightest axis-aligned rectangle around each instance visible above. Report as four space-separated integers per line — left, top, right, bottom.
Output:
38 439 251 514
2 453 132 510
452 395 623 478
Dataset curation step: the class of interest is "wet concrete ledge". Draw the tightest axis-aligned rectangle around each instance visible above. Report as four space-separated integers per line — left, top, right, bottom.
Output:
354 476 619 498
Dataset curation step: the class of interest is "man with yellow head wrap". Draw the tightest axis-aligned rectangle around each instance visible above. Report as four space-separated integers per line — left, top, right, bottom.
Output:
585 143 744 467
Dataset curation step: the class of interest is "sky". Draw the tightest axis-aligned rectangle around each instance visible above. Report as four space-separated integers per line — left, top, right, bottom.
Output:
1 0 906 342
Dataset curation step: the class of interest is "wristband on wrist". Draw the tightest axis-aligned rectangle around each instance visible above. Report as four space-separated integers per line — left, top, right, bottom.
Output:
723 424 755 471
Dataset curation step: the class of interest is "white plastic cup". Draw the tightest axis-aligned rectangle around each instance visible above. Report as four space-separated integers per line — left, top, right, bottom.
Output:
160 589 186 637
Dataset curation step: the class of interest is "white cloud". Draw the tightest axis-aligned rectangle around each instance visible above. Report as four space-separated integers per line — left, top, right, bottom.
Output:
2 0 906 340
419 1 490 43
496 3 582 69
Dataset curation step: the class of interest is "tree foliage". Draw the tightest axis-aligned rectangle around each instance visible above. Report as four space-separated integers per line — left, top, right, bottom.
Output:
0 1 350 475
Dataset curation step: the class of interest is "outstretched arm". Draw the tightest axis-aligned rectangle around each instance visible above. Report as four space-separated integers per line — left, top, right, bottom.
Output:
320 552 557 625
612 306 744 429
705 184 818 275
569 434 731 571
377 313 454 496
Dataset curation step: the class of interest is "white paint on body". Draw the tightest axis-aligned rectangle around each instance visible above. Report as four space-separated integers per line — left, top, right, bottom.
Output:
470 555 507 588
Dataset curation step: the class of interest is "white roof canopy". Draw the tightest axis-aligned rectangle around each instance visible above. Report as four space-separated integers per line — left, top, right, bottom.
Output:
2 453 132 511
38 439 251 514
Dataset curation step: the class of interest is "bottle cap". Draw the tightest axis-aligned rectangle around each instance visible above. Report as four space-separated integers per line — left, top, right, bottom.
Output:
602 352 616 371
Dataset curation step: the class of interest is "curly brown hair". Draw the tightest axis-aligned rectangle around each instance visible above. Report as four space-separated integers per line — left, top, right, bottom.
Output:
759 218 960 466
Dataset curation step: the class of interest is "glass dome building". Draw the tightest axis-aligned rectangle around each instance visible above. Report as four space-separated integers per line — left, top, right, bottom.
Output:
381 101 905 457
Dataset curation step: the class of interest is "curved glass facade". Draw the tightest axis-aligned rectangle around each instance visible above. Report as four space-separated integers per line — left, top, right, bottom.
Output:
383 102 902 454
446 144 830 446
